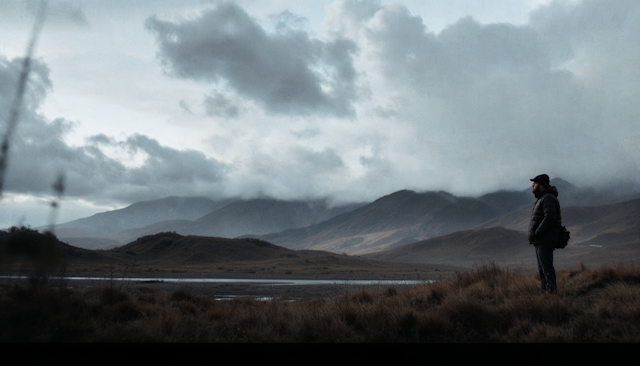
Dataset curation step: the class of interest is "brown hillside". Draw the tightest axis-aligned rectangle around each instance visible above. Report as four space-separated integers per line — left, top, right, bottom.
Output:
561 199 640 245
186 199 364 238
475 208 531 232
366 224 640 269
112 232 300 264
0 228 115 271
263 190 502 255
476 198 640 246
365 227 531 267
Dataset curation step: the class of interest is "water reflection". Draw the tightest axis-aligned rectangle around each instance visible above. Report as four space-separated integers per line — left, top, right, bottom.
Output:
0 275 432 286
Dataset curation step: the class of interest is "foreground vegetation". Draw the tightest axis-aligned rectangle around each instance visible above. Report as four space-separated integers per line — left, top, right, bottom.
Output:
1 262 640 342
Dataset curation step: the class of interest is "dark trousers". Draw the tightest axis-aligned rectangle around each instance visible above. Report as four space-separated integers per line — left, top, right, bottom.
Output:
535 243 556 293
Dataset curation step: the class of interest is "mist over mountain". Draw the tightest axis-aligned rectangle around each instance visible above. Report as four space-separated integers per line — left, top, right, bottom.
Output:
544 178 640 207
187 198 365 238
54 196 234 237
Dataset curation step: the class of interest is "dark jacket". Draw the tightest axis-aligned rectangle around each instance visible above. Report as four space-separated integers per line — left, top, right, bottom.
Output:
528 186 562 245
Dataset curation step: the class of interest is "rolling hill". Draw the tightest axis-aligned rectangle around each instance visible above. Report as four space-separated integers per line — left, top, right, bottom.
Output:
112 232 300 264
0 227 116 271
1 229 458 276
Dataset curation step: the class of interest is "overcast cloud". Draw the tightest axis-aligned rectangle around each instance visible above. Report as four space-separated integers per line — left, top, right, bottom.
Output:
1 0 640 227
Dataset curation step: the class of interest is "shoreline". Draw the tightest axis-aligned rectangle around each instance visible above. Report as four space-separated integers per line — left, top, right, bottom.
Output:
0 270 448 300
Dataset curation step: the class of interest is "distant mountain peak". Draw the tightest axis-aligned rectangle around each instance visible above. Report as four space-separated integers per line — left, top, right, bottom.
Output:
550 177 574 190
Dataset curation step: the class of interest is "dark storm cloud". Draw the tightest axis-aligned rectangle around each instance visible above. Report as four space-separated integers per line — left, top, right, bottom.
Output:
121 134 227 186
0 56 229 203
145 2 358 117
364 6 559 105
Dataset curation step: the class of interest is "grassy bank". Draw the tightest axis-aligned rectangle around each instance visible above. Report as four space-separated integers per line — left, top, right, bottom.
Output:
1 262 639 342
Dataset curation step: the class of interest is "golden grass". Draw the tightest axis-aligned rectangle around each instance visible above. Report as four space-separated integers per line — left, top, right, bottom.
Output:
2 262 640 342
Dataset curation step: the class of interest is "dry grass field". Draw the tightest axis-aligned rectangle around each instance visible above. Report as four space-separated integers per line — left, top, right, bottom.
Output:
2 262 639 342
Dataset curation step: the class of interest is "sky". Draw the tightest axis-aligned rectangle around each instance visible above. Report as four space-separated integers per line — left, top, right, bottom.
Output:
1 0 639 228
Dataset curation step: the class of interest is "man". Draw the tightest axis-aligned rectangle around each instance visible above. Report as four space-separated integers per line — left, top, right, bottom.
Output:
528 174 562 294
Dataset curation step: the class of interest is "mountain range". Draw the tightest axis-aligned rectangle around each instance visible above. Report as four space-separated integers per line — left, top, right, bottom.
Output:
29 178 640 268
51 196 365 249
260 189 533 254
